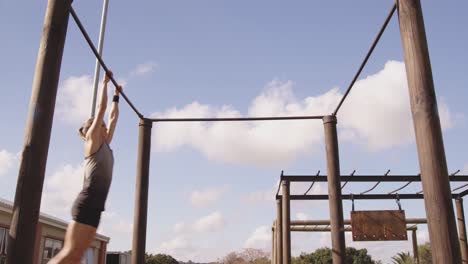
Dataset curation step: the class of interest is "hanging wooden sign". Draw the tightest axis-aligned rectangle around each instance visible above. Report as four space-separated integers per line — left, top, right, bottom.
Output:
351 210 407 241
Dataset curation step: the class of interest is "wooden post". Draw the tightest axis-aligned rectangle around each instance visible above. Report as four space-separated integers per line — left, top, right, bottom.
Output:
398 0 461 262
7 0 72 263
456 198 468 263
272 224 276 264
412 229 419 264
282 180 291 264
132 119 152 264
323 115 346 263
276 198 283 264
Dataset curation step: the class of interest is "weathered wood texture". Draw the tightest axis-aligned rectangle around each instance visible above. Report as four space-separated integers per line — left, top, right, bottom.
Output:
7 0 72 263
281 181 291 264
351 210 407 241
323 115 346 263
412 229 420 264
456 198 468 263
132 119 152 264
398 0 461 262
276 198 283 264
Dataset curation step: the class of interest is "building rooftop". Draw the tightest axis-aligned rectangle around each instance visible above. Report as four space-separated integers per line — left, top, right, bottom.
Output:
0 197 110 242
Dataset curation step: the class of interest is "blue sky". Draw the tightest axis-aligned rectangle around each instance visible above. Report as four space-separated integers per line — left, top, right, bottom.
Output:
1 0 468 262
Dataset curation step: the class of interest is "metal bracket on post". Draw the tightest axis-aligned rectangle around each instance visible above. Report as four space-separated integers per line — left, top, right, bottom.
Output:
351 194 355 212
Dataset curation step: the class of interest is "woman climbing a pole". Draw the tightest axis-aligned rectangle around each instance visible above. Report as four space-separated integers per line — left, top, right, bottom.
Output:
51 71 121 263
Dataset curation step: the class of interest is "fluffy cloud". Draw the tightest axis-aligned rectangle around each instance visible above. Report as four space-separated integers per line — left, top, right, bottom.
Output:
0 150 15 177
99 211 133 250
56 75 94 124
244 225 271 249
157 236 200 261
41 163 84 218
156 212 228 261
193 211 226 232
56 74 128 125
172 211 226 234
338 60 453 150
152 61 455 166
190 186 229 208
130 61 159 76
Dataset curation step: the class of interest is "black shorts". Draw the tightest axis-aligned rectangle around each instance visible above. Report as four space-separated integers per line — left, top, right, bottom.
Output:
71 171 112 228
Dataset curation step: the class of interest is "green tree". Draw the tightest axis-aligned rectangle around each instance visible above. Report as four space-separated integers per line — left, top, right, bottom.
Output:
391 252 414 264
418 243 432 264
222 248 270 264
292 247 379 264
145 253 179 264
390 242 432 264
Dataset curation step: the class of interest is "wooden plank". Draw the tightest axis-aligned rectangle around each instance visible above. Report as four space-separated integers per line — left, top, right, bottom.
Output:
351 210 407 241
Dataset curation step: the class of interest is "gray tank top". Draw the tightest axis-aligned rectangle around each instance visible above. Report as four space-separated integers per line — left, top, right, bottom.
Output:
84 142 114 189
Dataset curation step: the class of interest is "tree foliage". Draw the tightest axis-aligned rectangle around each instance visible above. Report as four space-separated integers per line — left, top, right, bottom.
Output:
390 242 432 264
145 253 179 264
221 248 270 264
391 252 413 264
291 247 379 264
418 243 432 264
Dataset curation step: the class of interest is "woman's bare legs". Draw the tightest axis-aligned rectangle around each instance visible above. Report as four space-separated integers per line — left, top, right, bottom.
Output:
49 221 96 264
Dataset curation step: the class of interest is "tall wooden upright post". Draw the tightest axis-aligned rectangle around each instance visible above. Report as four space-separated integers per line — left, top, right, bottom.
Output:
456 198 468 263
272 223 276 264
323 115 346 264
7 0 72 263
412 229 420 264
398 0 461 262
282 180 291 264
132 119 152 264
276 198 283 264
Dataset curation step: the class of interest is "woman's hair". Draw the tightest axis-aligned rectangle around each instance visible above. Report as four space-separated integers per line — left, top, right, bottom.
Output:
78 118 107 140
78 118 94 139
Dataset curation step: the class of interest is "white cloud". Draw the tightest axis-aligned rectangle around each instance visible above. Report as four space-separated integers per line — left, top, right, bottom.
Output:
160 236 190 252
41 163 84 218
57 75 94 124
56 75 126 125
193 211 225 232
338 60 453 150
151 61 456 166
170 212 227 235
151 82 329 167
130 61 158 76
242 180 281 204
173 222 188 233
244 225 271 249
156 212 229 261
190 186 229 208
0 150 15 177
157 235 201 261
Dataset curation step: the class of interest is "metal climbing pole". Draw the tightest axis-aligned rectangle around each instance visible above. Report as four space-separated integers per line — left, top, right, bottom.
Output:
90 0 110 117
